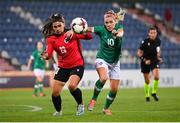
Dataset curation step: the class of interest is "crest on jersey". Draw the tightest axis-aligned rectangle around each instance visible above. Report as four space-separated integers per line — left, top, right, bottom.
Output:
64 37 69 43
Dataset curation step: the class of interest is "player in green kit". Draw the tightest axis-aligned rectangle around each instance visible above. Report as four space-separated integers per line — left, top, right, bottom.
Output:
27 41 49 97
87 9 125 115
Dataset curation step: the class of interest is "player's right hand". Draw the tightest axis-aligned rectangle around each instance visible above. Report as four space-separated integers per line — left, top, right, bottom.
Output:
112 30 118 36
41 51 49 60
145 59 151 65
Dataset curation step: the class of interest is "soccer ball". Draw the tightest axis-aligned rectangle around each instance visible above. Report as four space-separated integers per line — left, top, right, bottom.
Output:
71 17 88 34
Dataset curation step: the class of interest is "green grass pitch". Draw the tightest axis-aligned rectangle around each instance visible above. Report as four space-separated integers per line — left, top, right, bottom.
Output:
0 87 180 122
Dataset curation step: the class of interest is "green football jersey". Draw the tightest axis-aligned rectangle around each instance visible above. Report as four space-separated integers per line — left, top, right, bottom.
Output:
31 50 46 70
94 23 123 63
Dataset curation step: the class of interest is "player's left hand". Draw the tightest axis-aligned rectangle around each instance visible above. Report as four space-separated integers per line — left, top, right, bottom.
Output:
65 30 73 40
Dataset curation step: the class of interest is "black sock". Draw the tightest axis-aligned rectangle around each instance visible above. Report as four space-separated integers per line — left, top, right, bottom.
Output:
70 88 82 105
52 95 61 112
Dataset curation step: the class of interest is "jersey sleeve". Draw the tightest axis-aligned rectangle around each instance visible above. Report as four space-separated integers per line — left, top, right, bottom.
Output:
31 51 36 59
139 40 145 51
45 37 54 59
156 38 161 53
73 32 92 40
94 26 103 35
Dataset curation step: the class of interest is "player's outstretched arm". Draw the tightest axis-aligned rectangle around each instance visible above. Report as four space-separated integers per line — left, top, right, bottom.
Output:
27 58 33 70
87 27 94 32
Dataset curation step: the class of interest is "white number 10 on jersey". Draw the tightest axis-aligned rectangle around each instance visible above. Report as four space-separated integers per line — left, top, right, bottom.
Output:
107 38 115 46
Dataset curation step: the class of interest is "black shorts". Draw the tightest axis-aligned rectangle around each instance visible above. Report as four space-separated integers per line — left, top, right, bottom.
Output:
141 62 160 73
54 66 84 83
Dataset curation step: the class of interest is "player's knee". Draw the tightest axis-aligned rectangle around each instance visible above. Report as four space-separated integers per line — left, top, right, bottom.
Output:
99 76 108 83
52 88 60 96
68 84 76 91
154 76 159 80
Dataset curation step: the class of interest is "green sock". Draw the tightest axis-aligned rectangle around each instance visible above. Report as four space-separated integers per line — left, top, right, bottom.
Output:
33 83 39 95
144 83 150 97
38 82 44 93
104 91 117 109
92 80 104 100
152 80 159 94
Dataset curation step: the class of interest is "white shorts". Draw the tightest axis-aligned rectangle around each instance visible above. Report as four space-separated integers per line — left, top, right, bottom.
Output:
33 69 45 77
95 58 122 80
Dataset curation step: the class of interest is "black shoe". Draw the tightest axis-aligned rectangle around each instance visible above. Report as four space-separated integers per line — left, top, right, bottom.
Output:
151 93 159 101
146 97 150 102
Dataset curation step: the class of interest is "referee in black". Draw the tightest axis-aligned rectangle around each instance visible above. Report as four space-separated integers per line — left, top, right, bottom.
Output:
137 26 163 102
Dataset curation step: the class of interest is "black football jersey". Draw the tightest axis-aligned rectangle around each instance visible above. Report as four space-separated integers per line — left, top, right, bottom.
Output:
139 37 161 63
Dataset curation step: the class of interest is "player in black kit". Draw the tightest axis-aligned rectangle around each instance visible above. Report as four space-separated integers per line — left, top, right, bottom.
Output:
137 27 163 102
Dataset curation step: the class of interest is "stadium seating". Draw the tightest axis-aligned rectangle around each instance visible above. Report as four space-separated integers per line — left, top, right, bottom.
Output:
141 3 180 27
0 1 180 70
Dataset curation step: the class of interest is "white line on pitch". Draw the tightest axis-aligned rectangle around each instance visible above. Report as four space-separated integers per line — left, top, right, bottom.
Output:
0 104 42 112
